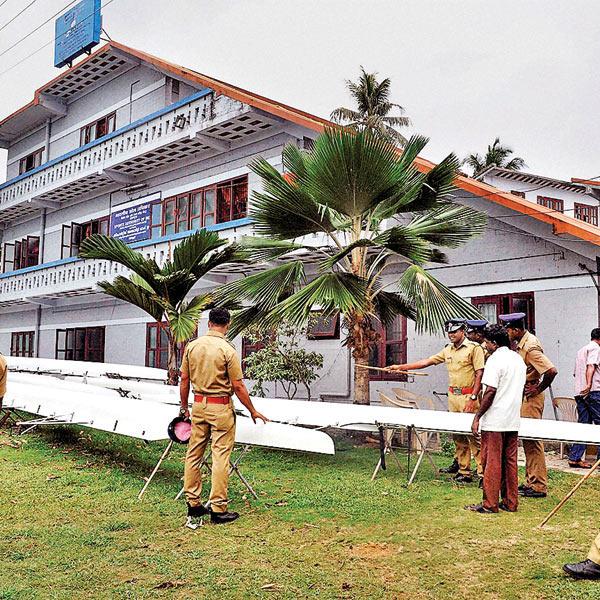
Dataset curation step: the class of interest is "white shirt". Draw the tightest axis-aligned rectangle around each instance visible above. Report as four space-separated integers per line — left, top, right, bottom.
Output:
480 346 527 432
574 341 600 396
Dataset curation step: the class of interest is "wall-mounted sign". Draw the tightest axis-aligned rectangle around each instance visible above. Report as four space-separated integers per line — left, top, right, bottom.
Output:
54 0 102 68
110 202 152 244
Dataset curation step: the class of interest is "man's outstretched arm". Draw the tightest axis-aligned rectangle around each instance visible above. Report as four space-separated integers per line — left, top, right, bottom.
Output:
232 379 269 424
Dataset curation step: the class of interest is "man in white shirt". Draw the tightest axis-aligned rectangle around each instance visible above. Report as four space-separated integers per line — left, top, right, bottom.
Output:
567 328 600 468
465 325 526 513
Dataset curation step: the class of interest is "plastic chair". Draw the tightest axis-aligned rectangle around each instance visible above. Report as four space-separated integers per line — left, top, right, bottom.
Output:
552 396 578 458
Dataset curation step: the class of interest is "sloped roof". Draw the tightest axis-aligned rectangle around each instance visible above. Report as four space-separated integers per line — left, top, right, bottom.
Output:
1 40 598 245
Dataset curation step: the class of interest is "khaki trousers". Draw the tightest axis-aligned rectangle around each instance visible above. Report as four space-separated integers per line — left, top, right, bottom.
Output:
520 392 547 493
588 532 600 564
449 393 482 476
184 399 236 513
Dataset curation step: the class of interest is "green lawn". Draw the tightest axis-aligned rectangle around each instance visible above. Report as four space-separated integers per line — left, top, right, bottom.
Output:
1 425 599 600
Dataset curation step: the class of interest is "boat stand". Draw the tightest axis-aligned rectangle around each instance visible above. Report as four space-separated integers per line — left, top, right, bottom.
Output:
139 443 258 501
16 414 90 435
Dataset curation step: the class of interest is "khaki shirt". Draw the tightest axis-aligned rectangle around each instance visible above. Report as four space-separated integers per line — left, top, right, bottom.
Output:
480 342 490 362
0 353 6 397
516 330 555 383
428 340 485 389
181 331 243 396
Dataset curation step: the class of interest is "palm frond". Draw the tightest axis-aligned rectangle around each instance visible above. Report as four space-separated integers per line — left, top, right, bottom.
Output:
237 237 313 262
227 305 271 340
403 153 459 212
373 290 416 324
166 293 211 342
79 235 160 287
398 265 481 333
97 276 164 322
330 107 361 124
372 227 433 264
171 229 226 274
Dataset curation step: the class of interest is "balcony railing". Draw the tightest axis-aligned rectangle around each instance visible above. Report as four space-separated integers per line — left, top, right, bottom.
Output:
0 90 276 220
0 219 252 307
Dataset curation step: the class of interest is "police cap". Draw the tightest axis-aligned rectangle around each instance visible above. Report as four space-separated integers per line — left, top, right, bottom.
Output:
444 318 467 333
499 312 526 329
465 319 488 333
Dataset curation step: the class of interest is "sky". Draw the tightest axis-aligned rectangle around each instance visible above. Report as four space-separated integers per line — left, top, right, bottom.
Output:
0 0 599 183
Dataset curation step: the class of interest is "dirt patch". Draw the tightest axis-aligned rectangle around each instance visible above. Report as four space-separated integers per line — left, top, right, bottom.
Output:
349 541 395 559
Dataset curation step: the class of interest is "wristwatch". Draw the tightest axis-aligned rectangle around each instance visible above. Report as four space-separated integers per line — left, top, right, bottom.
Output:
469 394 477 401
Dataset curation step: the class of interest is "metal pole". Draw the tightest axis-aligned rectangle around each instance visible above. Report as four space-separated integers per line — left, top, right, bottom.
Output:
138 440 173 500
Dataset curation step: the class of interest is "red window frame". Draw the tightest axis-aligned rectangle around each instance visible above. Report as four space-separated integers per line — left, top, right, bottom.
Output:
11 331 34 357
80 112 116 146
151 176 246 238
61 217 109 259
471 292 535 332
55 327 105 362
574 202 599 226
145 322 191 370
537 196 564 213
369 316 408 381
3 236 40 271
307 312 340 340
19 148 43 175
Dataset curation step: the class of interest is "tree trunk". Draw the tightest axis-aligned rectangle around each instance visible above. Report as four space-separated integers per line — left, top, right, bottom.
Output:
353 345 371 405
166 332 179 386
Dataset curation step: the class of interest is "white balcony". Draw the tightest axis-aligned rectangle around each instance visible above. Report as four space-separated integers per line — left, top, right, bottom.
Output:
0 91 281 221
0 220 253 308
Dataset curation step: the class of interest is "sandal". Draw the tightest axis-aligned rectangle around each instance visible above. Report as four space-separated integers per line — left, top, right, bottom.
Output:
464 503 495 513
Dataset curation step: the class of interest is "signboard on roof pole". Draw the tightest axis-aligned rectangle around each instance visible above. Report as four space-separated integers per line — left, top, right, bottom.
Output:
54 0 102 68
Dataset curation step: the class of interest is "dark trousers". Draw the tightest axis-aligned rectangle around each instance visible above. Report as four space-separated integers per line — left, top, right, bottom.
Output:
481 430 519 512
569 392 600 462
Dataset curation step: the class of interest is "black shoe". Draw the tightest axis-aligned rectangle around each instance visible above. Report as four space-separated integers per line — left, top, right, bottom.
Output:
563 559 600 580
498 501 516 512
519 487 547 498
464 503 495 513
453 474 473 484
518 484 528 492
439 459 460 474
210 510 240 525
187 503 209 517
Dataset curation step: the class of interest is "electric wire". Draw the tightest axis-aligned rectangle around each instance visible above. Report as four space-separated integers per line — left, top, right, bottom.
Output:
0 0 12 9
0 0 116 78
0 0 39 33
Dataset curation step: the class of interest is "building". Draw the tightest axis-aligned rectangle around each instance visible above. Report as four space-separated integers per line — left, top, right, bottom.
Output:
0 42 599 411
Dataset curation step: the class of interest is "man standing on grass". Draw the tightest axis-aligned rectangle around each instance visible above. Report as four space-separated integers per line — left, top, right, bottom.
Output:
501 313 557 498
465 325 526 513
566 328 600 469
180 308 268 528
388 318 484 483
0 351 6 407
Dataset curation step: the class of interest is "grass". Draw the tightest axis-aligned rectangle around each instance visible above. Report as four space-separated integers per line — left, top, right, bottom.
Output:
1 426 600 600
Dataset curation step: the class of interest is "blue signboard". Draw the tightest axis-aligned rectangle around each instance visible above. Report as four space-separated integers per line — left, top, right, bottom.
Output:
54 0 102 68
110 202 152 244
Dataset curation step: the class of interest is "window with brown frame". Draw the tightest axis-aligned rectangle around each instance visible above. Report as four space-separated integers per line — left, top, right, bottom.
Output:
61 217 109 258
145 322 192 370
537 196 564 213
11 331 34 357
19 148 43 175
150 176 247 238
510 190 526 198
471 292 535 332
2 236 40 272
307 311 340 340
56 327 105 362
368 315 408 381
574 203 599 226
80 112 116 146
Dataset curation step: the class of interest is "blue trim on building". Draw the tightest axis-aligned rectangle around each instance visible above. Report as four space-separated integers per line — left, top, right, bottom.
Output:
0 88 213 192
0 217 252 280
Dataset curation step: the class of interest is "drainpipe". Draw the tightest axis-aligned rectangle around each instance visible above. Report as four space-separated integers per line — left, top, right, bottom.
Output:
39 207 47 263
44 118 51 158
34 305 42 358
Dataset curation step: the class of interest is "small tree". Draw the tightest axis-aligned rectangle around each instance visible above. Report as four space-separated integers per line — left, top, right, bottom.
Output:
243 321 324 400
463 137 526 176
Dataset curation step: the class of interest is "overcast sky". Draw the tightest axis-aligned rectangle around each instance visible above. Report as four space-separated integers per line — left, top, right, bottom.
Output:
1 0 599 182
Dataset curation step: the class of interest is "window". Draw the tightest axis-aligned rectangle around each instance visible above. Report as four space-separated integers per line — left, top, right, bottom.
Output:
19 148 43 175
574 203 598 226
11 332 34 357
80 112 116 146
307 311 340 340
56 327 105 362
537 196 564 213
510 190 526 198
472 292 535 332
61 217 109 258
2 236 40 272
150 176 247 238
145 322 191 370
368 316 407 381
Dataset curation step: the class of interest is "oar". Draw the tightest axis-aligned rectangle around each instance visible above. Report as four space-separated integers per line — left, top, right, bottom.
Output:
355 365 428 376
539 457 600 528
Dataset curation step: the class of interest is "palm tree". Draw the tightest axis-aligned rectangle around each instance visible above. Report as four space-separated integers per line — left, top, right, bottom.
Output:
463 137 526 177
331 67 411 146
79 230 243 385
213 128 486 404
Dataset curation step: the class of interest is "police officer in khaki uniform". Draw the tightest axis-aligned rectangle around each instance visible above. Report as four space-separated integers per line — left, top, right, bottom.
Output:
179 308 268 526
500 312 557 498
388 318 485 482
564 532 600 579
0 351 7 403
466 319 490 362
